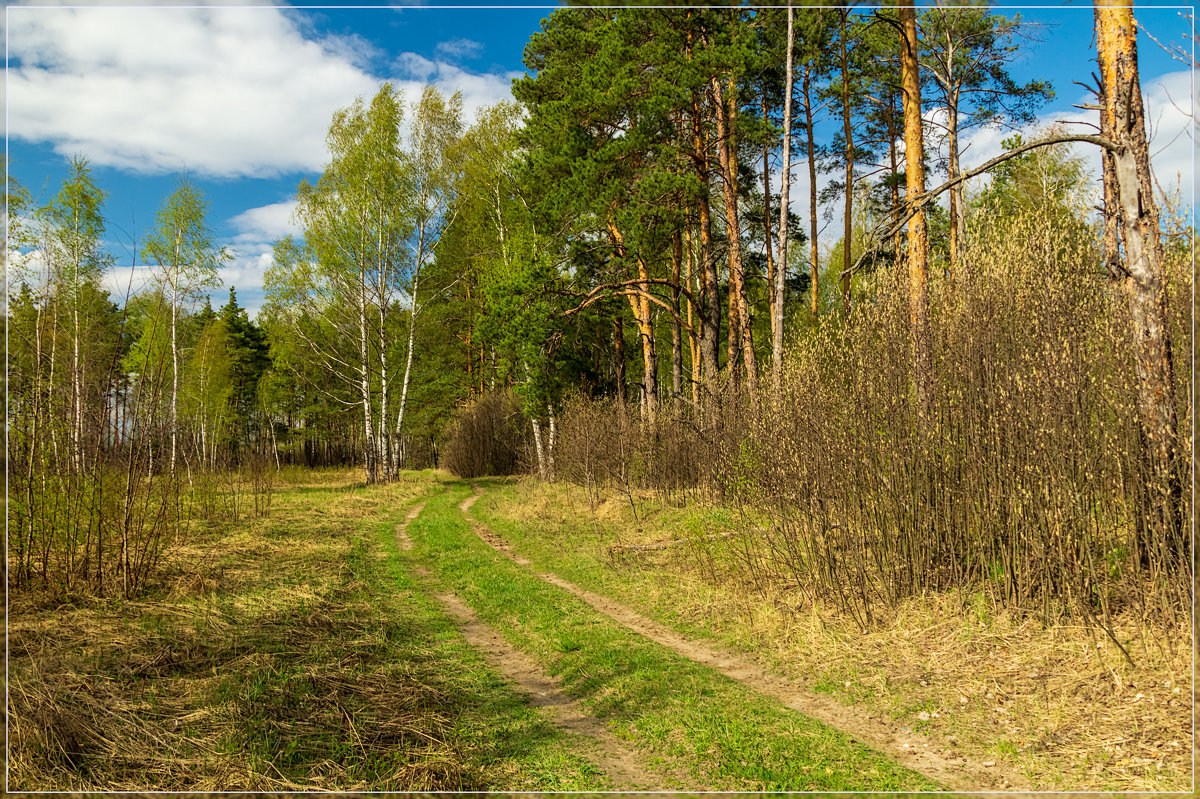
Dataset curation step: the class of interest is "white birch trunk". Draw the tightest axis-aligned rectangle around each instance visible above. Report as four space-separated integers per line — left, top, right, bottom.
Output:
358 269 376 484
546 405 556 483
774 6 794 388
531 416 546 481
393 240 422 472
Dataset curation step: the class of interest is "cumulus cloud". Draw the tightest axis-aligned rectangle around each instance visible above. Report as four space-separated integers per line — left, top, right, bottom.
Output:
7 6 518 179
229 200 301 245
221 199 303 317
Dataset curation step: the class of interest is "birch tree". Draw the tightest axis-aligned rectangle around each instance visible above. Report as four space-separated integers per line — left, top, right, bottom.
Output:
142 179 229 479
46 158 110 476
267 84 412 484
771 6 794 387
393 86 463 472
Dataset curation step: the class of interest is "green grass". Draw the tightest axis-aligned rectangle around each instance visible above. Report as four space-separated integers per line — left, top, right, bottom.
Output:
471 479 765 648
406 480 942 791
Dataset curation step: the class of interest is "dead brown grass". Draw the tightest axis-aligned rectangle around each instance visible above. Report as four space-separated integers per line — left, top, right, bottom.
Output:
486 477 1195 792
6 469 484 792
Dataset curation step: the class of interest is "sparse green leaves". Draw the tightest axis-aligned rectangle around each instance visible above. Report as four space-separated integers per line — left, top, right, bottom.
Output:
142 178 228 304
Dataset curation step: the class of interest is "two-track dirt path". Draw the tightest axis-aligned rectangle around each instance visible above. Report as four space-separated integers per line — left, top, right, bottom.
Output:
458 486 1018 793
395 496 684 792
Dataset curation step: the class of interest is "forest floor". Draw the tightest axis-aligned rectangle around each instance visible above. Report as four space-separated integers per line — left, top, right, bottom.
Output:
7 468 1193 791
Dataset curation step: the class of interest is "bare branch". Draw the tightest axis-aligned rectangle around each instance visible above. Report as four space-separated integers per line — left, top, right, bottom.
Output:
843 133 1120 279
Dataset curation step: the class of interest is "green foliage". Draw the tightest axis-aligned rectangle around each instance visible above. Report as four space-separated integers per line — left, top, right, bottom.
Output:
142 178 228 305
972 131 1094 233
919 7 1055 138
46 156 112 288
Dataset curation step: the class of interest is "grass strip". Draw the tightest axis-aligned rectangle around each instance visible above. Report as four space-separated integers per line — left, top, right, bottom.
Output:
471 479 722 635
361 487 616 791
407 481 943 791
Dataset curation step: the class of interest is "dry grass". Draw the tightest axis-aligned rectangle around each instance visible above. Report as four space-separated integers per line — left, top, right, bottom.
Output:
6 469 487 791
485 477 1195 792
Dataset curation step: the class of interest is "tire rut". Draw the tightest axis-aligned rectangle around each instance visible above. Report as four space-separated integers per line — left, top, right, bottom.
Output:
394 501 426 550
401 494 685 791
460 486 1017 792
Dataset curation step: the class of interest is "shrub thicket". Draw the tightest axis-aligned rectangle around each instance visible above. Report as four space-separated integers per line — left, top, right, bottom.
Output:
554 218 1193 627
443 390 530 478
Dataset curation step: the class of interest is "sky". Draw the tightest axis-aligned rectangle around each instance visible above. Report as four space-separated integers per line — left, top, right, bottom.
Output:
5 1 1196 318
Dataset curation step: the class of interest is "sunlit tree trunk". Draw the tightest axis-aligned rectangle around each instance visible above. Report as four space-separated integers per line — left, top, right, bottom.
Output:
839 9 854 315
762 96 777 355
671 227 684 410
358 266 377 484
170 232 181 480
900 0 932 411
946 94 965 273
546 406 557 483
608 219 659 427
613 315 628 406
531 415 547 479
683 220 700 406
375 200 394 480
1095 0 1183 551
712 74 759 400
393 268 419 471
803 66 820 320
889 95 904 275
690 88 721 405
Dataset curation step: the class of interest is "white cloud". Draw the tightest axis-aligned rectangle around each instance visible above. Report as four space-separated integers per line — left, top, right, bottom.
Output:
395 52 439 83
392 55 521 125
216 249 274 318
7 6 519 179
229 200 300 245
101 262 157 304
436 38 484 60
221 199 302 317
1142 70 1197 210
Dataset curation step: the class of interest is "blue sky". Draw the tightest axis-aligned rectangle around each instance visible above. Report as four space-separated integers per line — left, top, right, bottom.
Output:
6 2 1195 317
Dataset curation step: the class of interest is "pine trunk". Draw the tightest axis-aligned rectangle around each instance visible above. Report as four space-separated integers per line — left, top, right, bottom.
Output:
712 75 759 400
900 0 932 412
1095 0 1183 554
687 31 721 411
614 315 628 406
839 10 854 315
670 228 684 410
